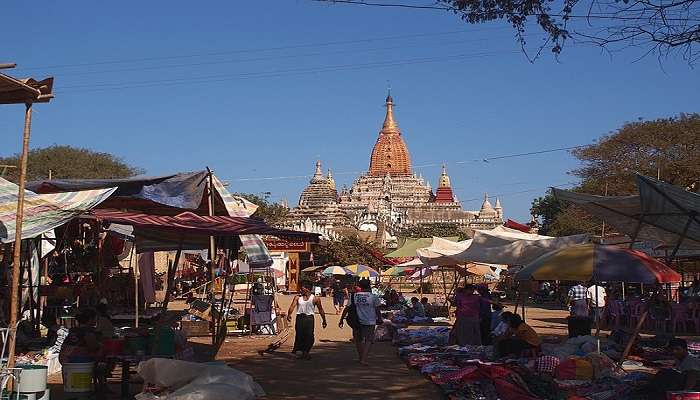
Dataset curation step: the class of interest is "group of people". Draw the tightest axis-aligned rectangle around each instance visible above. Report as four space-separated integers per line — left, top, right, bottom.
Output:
451 284 542 358
287 279 382 364
566 281 607 321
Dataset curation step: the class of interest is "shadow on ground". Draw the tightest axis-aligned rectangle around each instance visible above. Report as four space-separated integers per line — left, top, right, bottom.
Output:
218 339 443 400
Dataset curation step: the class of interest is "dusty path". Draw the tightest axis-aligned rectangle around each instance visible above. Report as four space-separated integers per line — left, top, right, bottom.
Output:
216 295 443 400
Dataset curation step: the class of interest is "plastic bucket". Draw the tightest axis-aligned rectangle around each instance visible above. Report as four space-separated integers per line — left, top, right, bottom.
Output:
16 364 48 393
62 363 94 393
667 392 700 400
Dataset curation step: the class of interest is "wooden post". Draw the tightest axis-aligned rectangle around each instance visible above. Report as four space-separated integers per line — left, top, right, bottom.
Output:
162 247 181 312
131 246 139 328
207 168 216 285
617 310 648 369
7 102 33 374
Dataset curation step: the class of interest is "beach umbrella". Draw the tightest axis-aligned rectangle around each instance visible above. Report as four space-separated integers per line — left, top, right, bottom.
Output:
344 264 379 278
321 266 351 276
301 265 326 273
382 266 414 276
515 243 681 284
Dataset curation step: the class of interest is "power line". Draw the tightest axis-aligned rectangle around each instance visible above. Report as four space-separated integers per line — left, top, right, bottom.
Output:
456 181 578 204
230 144 584 182
15 27 512 72
56 50 520 93
29 34 521 78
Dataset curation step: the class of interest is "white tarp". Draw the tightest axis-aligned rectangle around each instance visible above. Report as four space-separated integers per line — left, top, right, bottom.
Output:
136 358 265 400
419 229 589 266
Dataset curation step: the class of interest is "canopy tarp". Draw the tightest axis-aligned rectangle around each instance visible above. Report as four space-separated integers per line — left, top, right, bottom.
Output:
0 177 115 243
553 175 700 250
416 237 472 266
384 236 458 258
86 209 318 254
396 258 425 267
449 234 589 266
419 230 589 266
28 171 271 263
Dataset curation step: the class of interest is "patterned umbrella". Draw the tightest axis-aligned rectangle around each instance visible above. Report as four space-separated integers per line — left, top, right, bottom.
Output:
321 266 351 276
516 243 681 283
344 264 379 278
382 266 415 276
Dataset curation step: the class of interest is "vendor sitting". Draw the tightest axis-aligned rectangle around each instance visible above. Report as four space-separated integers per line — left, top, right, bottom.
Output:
406 297 426 319
647 338 700 399
59 308 109 391
496 313 541 358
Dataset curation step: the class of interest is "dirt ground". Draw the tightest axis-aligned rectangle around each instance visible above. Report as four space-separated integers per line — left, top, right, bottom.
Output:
49 297 576 399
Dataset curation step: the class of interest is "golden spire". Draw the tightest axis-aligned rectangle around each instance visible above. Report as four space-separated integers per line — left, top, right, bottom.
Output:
381 91 399 135
438 163 451 188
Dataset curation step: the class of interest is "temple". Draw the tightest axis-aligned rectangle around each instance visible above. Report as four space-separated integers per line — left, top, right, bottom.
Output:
284 93 504 241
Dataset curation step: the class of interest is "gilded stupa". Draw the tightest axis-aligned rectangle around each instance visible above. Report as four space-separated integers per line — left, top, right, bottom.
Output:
284 93 504 240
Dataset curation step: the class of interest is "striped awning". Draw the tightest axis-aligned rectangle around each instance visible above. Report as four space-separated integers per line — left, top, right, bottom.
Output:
0 177 115 243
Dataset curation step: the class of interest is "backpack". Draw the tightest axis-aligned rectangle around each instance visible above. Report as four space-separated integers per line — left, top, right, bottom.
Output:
345 293 360 329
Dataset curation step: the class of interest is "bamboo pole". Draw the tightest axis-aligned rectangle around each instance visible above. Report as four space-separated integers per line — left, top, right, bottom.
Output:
7 103 33 374
131 246 139 328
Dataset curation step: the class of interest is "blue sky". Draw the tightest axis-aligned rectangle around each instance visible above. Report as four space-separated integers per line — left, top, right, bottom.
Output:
1 1 698 221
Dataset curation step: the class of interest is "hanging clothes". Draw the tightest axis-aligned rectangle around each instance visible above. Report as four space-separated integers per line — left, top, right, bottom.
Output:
138 251 156 303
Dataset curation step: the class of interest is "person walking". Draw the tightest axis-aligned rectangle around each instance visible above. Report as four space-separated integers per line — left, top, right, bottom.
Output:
587 282 607 324
287 282 327 360
567 282 589 317
330 279 348 315
339 279 381 365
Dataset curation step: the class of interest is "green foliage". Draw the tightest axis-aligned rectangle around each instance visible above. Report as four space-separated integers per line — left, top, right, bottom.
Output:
313 235 384 269
531 113 699 236
398 223 469 241
235 193 289 227
572 113 700 195
0 145 142 182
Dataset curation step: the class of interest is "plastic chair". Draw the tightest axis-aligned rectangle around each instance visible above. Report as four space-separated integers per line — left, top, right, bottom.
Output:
671 303 689 334
688 303 700 334
607 300 624 329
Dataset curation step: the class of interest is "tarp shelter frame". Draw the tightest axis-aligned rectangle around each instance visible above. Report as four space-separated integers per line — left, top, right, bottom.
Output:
0 64 54 378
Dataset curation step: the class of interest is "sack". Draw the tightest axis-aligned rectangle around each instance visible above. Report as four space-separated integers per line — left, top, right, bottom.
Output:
346 294 360 330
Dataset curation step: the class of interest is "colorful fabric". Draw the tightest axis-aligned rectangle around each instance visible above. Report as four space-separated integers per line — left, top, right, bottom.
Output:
0 177 115 243
535 356 560 374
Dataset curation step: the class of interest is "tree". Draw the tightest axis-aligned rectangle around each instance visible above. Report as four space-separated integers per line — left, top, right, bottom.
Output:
235 193 289 227
317 1 700 62
313 234 384 269
531 113 699 236
438 0 700 61
398 223 470 241
572 113 700 195
0 145 142 182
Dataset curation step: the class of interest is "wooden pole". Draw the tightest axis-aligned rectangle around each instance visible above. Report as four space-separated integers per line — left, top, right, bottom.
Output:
7 102 33 374
131 246 139 328
162 247 182 312
617 310 648 369
207 168 216 285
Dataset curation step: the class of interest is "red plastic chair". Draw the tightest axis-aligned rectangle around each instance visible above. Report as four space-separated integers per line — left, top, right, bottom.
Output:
607 300 624 329
671 303 689 334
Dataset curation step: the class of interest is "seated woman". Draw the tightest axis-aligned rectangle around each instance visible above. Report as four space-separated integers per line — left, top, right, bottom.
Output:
59 309 108 390
496 313 542 358
95 303 115 340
